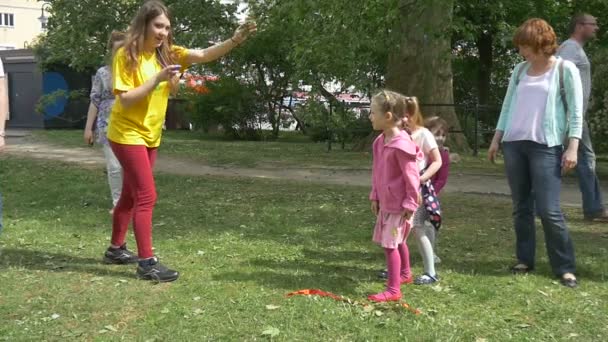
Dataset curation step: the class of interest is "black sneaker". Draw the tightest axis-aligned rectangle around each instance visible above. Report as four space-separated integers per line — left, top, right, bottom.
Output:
104 244 138 264
136 257 179 283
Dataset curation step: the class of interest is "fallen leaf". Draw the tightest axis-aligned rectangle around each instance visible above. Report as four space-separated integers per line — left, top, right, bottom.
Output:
161 308 170 314
537 290 549 297
374 310 384 317
265 305 280 310
51 314 60 320
197 250 205 256
193 308 203 315
363 305 374 313
193 297 201 301
515 323 531 329
261 327 280 337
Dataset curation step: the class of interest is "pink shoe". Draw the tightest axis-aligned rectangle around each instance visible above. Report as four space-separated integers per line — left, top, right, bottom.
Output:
401 274 414 284
367 291 402 303
385 275 413 286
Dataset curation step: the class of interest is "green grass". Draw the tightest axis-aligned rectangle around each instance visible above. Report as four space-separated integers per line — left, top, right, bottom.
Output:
1 156 607 341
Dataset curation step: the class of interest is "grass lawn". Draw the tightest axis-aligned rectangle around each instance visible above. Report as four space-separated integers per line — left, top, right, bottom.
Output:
1 156 607 341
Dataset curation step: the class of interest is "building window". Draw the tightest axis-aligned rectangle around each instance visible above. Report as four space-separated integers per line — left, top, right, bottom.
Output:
0 13 15 27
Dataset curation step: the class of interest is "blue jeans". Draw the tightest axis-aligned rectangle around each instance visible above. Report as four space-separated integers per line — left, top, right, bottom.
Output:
503 141 576 276
576 120 605 217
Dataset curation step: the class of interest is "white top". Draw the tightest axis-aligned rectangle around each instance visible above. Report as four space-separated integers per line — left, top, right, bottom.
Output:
410 127 438 171
0 57 4 78
503 66 555 144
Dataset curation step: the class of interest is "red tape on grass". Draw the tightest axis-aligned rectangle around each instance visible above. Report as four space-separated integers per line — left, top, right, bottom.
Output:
286 289 421 315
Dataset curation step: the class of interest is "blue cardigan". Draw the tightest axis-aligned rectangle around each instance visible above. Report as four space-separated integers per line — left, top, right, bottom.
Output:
496 57 583 147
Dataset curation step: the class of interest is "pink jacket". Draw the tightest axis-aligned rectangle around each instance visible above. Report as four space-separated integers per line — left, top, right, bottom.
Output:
369 131 421 214
430 147 450 194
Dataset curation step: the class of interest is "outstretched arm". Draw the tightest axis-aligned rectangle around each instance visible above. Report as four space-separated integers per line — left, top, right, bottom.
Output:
185 22 257 64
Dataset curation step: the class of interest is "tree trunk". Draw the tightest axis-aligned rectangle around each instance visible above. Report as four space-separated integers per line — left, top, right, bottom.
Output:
476 31 493 106
385 0 469 151
476 31 493 124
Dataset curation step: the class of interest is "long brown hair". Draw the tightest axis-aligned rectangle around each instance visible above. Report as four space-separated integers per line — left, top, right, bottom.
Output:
122 0 177 70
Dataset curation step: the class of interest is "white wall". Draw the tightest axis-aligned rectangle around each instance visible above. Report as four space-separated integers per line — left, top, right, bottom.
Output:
0 0 48 49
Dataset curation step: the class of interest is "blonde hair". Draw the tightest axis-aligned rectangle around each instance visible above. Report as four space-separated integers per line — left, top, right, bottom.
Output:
371 90 407 125
404 96 423 128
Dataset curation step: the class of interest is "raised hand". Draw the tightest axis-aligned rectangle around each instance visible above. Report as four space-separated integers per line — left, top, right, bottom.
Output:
232 21 257 44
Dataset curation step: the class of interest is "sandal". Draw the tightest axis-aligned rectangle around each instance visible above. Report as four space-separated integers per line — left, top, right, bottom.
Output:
560 274 578 288
377 269 388 280
367 291 402 303
510 263 533 274
414 273 439 285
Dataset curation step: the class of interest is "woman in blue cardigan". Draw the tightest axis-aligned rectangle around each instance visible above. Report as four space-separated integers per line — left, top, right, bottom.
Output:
488 18 583 288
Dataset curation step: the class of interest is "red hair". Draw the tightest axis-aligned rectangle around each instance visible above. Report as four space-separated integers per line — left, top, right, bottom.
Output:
513 18 558 56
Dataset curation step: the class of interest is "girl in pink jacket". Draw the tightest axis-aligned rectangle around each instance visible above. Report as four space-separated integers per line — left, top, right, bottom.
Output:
368 90 421 302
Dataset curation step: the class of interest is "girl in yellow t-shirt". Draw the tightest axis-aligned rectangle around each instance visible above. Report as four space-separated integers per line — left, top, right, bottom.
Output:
103 0 256 283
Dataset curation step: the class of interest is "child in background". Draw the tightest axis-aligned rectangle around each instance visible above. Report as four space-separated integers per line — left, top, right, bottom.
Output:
424 116 450 263
368 90 420 302
83 31 126 215
404 97 443 285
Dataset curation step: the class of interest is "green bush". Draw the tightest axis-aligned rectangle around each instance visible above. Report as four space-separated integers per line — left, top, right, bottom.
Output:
589 49 608 153
296 99 372 148
183 77 267 140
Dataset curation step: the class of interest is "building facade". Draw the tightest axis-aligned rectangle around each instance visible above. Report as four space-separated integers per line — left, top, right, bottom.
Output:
0 0 48 50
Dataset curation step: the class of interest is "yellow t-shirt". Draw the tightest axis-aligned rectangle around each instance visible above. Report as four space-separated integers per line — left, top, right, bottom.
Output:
107 45 189 147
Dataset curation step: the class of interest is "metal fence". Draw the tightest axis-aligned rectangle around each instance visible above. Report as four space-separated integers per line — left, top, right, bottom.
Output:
320 100 501 155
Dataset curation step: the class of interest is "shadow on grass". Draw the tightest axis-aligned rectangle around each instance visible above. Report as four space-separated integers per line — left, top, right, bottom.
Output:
213 227 607 293
0 248 134 278
211 248 385 295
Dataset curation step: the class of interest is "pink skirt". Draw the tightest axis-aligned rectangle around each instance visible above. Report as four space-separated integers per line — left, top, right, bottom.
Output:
372 211 412 249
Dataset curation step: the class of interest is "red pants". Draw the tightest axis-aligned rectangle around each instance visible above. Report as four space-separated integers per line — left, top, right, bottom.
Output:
109 142 158 258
